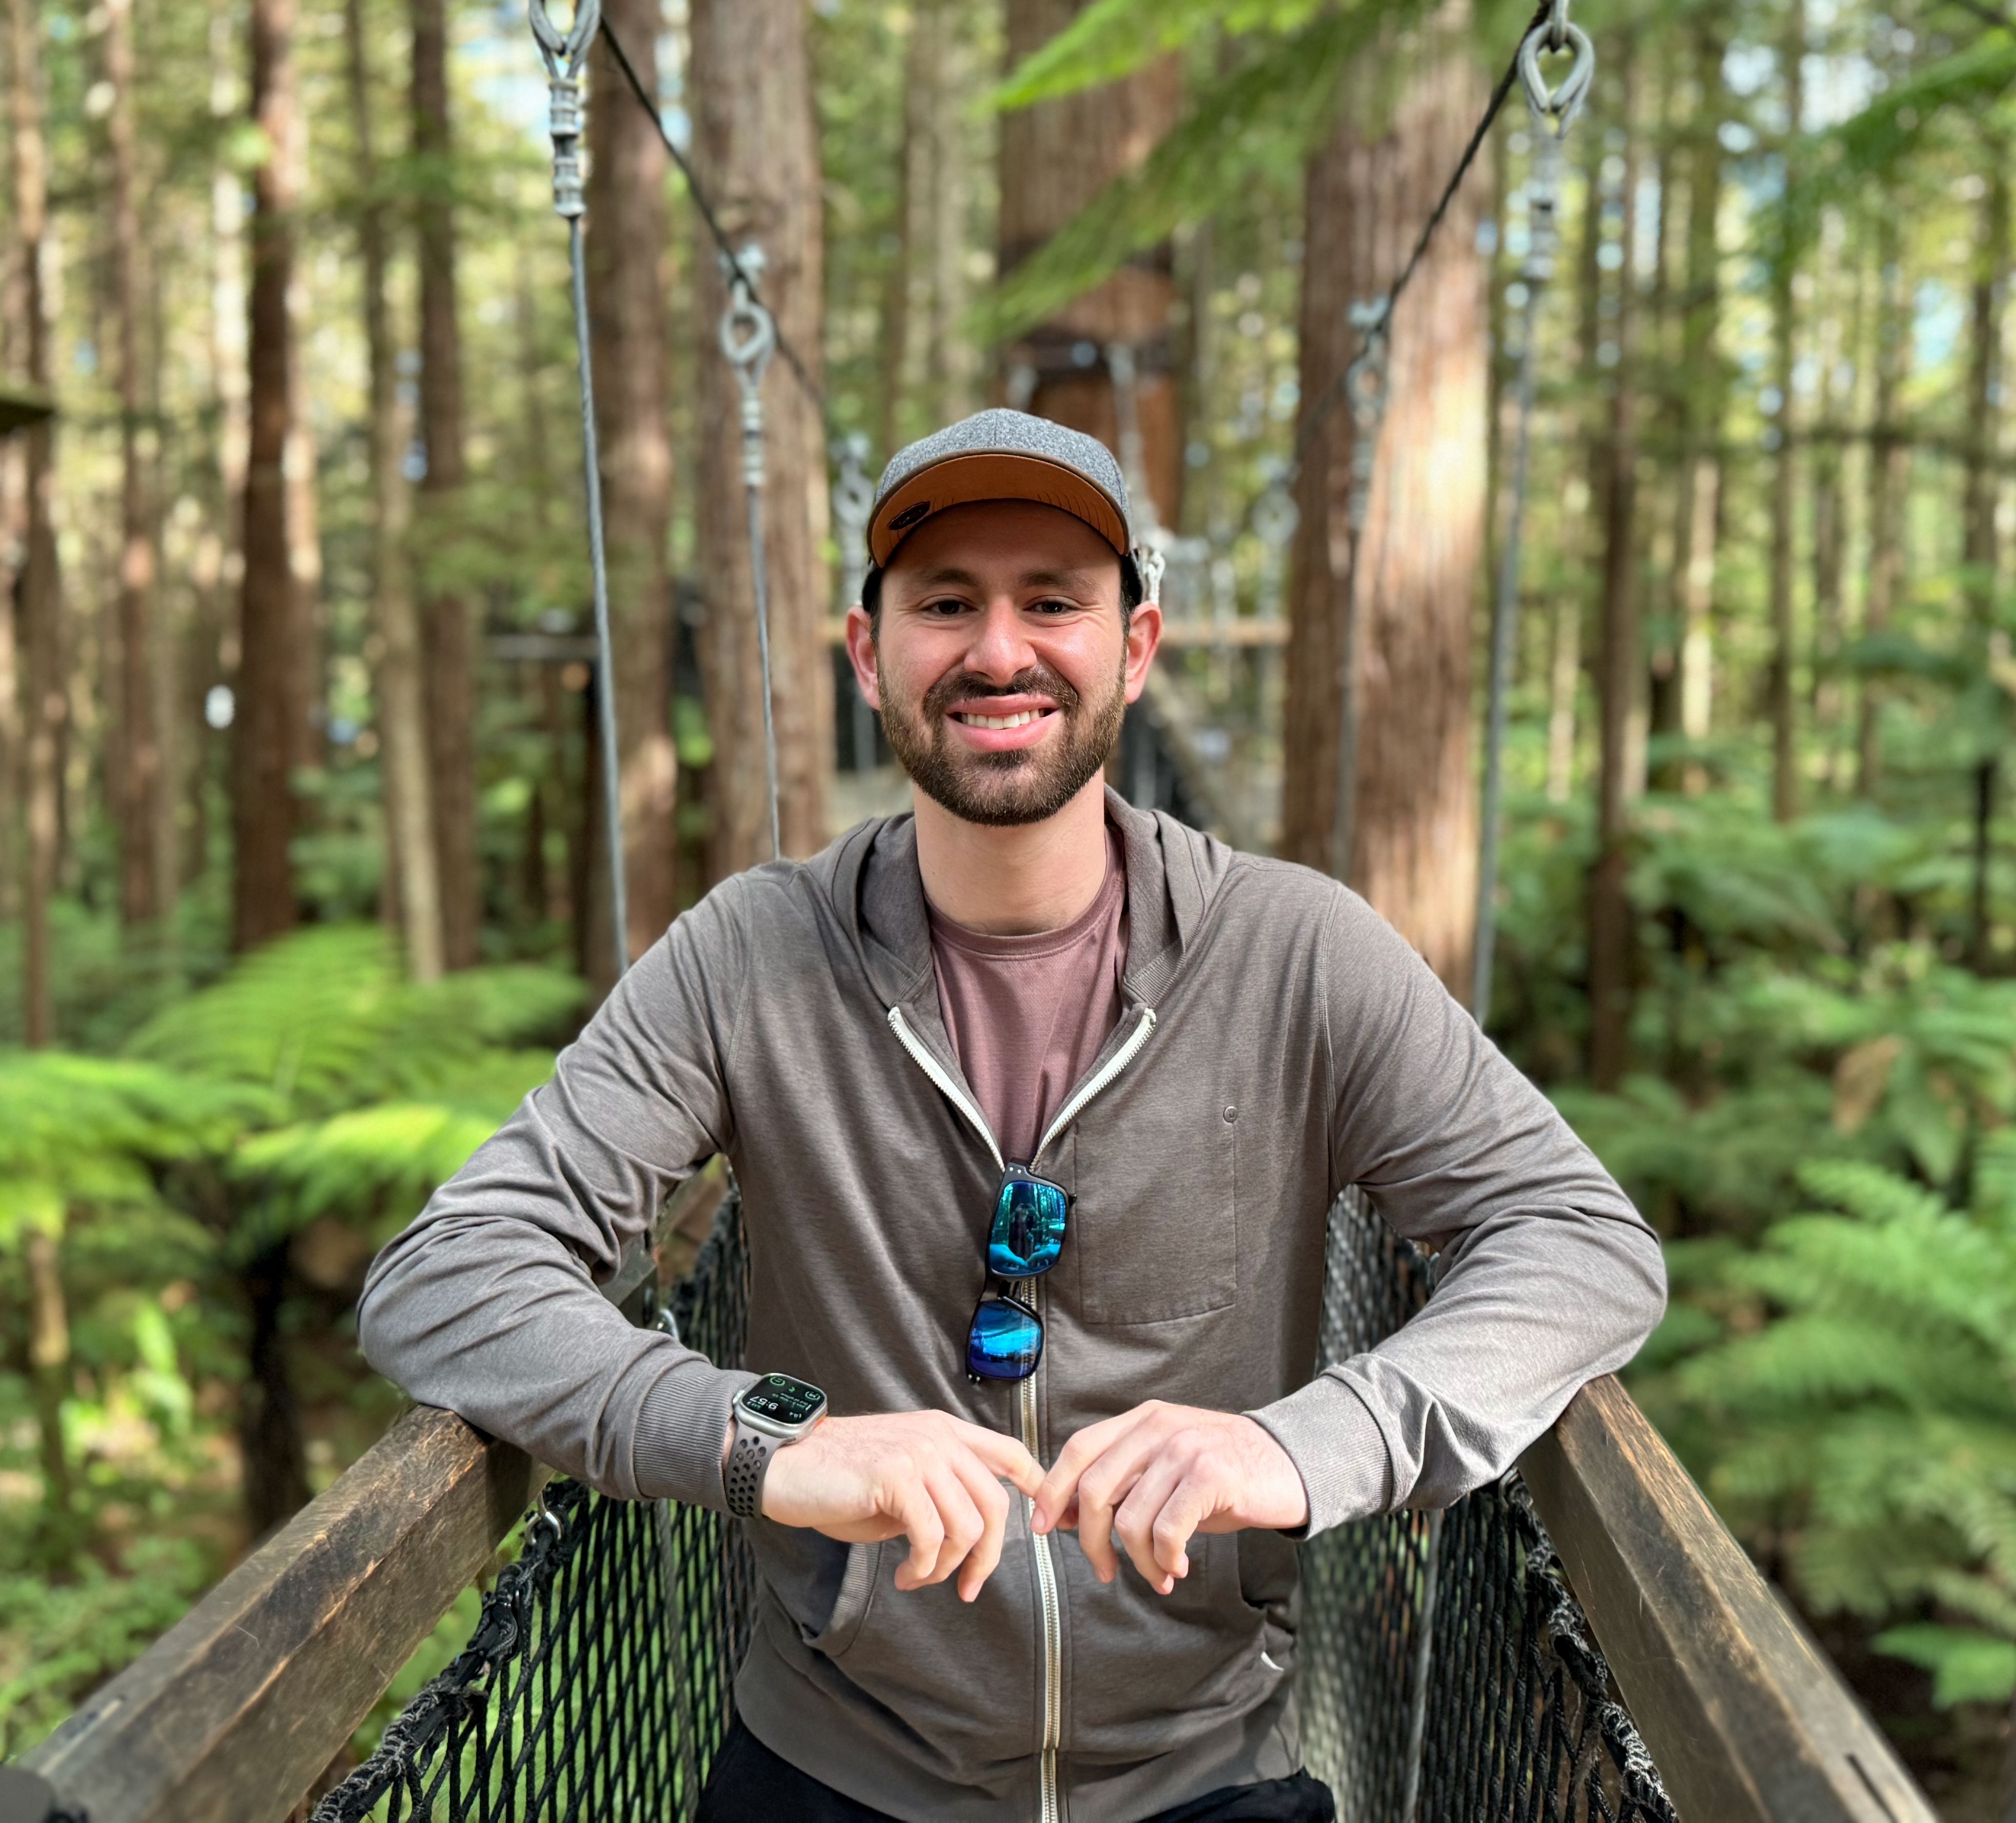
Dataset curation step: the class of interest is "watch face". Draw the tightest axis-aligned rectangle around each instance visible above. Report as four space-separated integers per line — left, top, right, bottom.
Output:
739 1373 826 1428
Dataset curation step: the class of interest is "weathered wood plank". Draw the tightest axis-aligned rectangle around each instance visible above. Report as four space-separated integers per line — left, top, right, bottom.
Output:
1521 1375 1935 1823
22 1406 542 1823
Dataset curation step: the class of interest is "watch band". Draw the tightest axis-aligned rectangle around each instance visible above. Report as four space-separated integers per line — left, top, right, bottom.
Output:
724 1419 781 1520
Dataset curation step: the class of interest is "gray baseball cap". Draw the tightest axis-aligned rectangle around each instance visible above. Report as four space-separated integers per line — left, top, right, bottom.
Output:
865 408 1137 569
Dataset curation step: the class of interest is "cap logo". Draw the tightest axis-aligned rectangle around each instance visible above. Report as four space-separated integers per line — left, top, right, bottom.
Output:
888 501 932 531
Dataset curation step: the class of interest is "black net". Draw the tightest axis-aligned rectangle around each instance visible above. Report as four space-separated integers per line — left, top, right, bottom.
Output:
313 1189 1675 1823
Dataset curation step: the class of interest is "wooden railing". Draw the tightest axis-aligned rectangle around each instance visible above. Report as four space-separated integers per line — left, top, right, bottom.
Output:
6 1193 1936 1823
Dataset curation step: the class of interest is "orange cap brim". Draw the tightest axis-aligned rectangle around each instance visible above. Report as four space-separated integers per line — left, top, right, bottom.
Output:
867 452 1130 567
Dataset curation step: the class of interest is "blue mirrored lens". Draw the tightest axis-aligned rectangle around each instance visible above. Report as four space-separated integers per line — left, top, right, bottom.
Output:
987 1176 1068 1278
967 1297 1042 1380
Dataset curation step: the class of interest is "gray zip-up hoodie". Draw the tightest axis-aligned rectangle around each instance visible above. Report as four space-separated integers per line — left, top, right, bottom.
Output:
358 793 1664 1823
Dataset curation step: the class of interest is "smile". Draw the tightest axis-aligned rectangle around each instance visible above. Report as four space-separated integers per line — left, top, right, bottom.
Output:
954 710 1052 730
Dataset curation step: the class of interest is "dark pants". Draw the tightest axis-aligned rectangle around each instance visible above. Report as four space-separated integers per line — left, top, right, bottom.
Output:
697 1716 1337 1823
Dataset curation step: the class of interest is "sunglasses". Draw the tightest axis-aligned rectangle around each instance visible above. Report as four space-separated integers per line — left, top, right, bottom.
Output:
965 1166 1071 1383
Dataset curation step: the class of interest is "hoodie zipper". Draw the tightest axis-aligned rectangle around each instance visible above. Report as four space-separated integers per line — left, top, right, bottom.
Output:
887 1001 1157 1823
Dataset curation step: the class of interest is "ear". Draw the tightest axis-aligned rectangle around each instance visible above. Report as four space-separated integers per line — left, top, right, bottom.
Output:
1121 600 1162 706
843 604 883 711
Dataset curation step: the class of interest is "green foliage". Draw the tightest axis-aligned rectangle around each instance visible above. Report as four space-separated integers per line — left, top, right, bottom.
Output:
978 2 1427 344
0 930 583 1753
1653 1153 2016 1708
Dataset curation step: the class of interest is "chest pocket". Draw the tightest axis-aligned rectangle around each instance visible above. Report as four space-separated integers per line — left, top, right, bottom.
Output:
1062 1094 1239 1325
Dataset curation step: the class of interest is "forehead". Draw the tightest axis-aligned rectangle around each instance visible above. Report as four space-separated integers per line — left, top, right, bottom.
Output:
881 499 1122 596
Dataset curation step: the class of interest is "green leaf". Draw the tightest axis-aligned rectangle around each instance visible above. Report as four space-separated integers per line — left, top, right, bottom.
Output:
1873 1625 2016 1708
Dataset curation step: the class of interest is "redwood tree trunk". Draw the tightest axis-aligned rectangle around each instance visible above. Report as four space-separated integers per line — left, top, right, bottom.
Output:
691 0 832 876
411 0 478 969
1767 0 1804 824
1859 207 1910 798
106 0 165 930
998 0 1182 529
10 0 61 1042
233 0 305 951
585 0 678 964
1587 43 1642 1090
347 0 442 981
1281 2 1488 994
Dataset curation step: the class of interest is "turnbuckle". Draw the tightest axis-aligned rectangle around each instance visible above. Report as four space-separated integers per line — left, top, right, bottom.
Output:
719 246 777 491
529 0 601 218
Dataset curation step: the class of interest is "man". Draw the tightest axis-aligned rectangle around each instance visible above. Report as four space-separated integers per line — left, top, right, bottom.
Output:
358 409 1665 1823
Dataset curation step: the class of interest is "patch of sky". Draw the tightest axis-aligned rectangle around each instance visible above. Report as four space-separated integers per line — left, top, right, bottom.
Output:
1913 279 1963 373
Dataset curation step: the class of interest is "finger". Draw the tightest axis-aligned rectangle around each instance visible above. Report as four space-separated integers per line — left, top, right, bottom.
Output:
1074 1433 1168 1586
911 1462 986 1590
890 1476 946 1592
953 1422 1045 1499
1113 1455 1189 1592
1033 1411 1138 1533
946 1450 1013 1602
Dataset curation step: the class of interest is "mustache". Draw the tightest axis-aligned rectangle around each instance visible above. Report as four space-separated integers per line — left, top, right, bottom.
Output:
920 665 1082 723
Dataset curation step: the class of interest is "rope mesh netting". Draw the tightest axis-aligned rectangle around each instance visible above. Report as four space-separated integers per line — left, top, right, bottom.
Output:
313 1190 1676 1823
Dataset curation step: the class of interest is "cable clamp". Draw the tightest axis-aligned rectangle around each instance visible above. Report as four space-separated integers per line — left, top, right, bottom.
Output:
530 0 600 218
720 245 777 491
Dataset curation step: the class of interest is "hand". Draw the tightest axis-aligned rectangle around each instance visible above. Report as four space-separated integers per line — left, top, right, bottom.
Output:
758 1411 1044 1602
1032 1402 1309 1595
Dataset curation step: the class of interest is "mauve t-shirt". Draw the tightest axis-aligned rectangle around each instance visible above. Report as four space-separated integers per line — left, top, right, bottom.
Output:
927 825 1129 1168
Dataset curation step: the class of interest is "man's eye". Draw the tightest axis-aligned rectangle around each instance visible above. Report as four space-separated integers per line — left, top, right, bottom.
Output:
921 597 973 616
1029 598 1078 615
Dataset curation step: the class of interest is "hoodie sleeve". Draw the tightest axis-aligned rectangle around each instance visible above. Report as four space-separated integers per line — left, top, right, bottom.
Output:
1247 889 1667 1537
356 887 758 1510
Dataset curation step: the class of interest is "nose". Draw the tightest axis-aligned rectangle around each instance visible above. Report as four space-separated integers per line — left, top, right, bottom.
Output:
962 595 1038 684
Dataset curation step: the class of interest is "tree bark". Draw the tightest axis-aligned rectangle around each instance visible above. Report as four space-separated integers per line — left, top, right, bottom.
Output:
233 0 306 952
1665 14 1725 796
583 0 678 966
1963 158 2008 971
691 0 832 876
24 1227 73 1537
105 0 165 931
1859 205 1910 798
346 0 442 981
1281 2 1488 993
1588 42 1642 1091
1767 0 1804 824
10 0 61 1044
239 1241 308 1541
998 0 1183 530
411 0 478 969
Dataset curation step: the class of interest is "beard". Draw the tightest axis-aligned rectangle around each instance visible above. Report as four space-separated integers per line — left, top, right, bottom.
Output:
877 654 1126 828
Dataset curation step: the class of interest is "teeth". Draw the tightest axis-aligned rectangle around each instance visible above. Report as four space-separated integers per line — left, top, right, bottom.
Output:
958 710 1043 730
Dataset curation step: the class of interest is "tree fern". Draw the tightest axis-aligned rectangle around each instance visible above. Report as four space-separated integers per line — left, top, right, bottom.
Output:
1665 1141 2016 1707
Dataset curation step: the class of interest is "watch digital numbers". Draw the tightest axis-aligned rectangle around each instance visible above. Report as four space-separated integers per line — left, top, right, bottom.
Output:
742 1374 823 1425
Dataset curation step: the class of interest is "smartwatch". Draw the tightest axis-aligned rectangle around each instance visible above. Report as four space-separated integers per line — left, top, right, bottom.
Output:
723 1373 828 1519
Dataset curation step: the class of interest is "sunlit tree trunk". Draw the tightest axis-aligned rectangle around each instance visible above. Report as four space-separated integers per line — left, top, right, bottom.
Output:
1282 1 1487 994
1588 41 1642 1090
233 0 306 951
10 0 61 1043
998 0 1182 530
881 0 976 456
1767 0 1804 825
412 0 478 970
105 0 166 932
1859 207 1911 799
583 0 677 968
346 0 442 982
691 0 832 875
